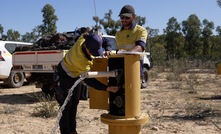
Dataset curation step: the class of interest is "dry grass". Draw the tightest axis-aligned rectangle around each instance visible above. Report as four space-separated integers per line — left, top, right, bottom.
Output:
31 93 58 118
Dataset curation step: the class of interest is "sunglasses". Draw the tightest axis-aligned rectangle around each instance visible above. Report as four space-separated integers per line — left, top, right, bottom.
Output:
120 16 131 20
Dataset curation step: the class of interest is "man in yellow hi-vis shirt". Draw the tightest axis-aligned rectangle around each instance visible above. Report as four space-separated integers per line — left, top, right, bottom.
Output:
54 34 119 134
115 5 148 88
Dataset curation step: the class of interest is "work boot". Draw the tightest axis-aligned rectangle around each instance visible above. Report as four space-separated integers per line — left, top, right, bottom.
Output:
140 77 147 89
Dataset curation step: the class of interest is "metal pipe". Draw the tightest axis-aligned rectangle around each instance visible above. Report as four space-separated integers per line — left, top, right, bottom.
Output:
81 70 118 78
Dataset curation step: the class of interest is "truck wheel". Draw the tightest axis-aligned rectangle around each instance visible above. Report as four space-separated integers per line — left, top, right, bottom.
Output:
141 67 148 89
8 71 24 88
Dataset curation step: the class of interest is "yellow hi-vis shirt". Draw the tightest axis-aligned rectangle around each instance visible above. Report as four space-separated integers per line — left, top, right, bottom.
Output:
115 24 147 51
61 36 93 78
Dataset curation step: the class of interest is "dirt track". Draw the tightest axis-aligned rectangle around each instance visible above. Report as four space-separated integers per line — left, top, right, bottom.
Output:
0 71 221 134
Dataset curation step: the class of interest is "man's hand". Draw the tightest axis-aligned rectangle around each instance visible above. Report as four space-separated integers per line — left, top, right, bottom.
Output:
104 51 111 56
104 51 116 56
106 86 119 93
131 45 143 52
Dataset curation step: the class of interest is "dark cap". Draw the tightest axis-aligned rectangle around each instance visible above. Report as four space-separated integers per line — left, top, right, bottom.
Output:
85 34 103 56
119 5 135 17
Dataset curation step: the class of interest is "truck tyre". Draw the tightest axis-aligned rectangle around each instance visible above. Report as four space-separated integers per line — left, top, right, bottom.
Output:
141 67 148 89
8 71 24 88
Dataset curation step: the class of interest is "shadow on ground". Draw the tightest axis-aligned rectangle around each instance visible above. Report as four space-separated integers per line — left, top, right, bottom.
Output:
197 95 221 100
0 91 45 104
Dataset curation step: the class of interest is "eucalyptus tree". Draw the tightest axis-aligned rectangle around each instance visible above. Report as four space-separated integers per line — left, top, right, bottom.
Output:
145 26 167 66
39 4 58 36
164 17 185 59
0 24 7 40
150 42 167 66
146 27 159 52
136 16 146 26
182 14 202 59
216 26 221 36
217 0 221 61
217 0 221 8
93 9 121 35
213 26 221 59
21 26 41 43
6 29 20 41
0 24 3 38
201 19 214 58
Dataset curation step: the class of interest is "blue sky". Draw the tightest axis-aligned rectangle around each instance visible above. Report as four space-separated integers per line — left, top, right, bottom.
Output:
0 0 220 35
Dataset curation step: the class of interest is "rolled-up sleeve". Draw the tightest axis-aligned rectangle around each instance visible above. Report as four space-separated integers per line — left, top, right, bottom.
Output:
135 28 147 51
102 37 112 51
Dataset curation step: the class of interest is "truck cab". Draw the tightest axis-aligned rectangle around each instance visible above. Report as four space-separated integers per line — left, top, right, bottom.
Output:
0 40 32 87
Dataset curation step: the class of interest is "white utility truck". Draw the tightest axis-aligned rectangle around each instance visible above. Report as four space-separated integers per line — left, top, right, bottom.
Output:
13 49 68 94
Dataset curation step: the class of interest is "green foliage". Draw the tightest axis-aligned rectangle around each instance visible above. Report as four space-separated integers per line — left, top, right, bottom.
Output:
94 9 121 35
201 19 215 58
6 29 20 41
136 16 146 26
151 43 167 66
217 0 221 8
146 27 159 38
164 17 181 33
216 26 221 36
182 14 202 59
0 24 3 37
211 35 221 60
39 4 58 36
146 27 159 52
21 26 41 43
164 17 185 59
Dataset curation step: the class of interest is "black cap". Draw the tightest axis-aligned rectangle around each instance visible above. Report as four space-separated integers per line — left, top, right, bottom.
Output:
119 5 135 17
85 34 103 56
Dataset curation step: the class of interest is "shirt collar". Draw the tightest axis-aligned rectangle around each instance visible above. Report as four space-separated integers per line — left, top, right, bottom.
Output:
120 21 136 30
82 44 93 61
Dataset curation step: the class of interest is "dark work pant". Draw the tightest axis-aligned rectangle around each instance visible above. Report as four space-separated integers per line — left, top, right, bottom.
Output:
54 70 81 134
